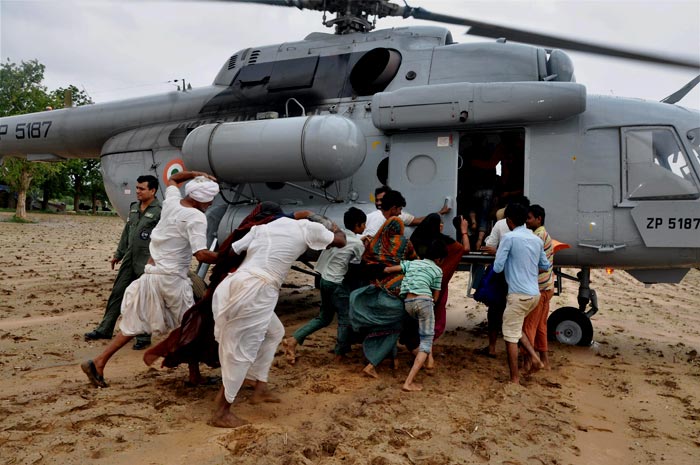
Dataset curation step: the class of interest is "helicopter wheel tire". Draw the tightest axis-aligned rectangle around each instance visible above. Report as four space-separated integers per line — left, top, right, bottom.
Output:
547 306 593 346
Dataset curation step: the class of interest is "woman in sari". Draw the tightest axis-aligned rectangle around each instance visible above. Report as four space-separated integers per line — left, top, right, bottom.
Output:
408 213 470 343
143 202 286 385
350 216 417 378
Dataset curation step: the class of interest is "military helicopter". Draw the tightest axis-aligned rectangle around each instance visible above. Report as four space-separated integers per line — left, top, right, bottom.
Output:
1 0 699 346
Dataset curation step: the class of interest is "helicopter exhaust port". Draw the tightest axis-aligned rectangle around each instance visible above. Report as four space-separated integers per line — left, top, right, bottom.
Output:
181 115 366 183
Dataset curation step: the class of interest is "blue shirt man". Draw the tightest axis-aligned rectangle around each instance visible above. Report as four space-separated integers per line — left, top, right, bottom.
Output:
492 203 550 384
493 225 550 296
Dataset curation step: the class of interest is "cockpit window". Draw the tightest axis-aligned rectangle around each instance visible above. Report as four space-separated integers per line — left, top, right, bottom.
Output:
688 127 700 167
623 127 700 200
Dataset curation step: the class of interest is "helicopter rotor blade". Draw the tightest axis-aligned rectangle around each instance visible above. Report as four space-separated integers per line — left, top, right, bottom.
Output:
397 5 700 70
661 75 700 104
208 0 306 10
205 0 699 69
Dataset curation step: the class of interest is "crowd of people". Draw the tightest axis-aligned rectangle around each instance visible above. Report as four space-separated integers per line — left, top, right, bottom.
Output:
81 171 557 428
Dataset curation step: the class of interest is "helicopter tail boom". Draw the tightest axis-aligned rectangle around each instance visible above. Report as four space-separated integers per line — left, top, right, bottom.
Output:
0 87 223 160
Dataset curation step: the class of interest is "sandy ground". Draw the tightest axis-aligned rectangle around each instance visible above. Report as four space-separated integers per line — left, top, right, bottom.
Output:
0 212 698 465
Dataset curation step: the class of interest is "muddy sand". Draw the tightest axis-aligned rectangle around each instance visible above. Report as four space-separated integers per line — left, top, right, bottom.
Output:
0 213 698 465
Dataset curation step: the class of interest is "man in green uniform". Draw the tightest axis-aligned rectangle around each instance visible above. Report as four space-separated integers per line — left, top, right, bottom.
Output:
84 175 162 349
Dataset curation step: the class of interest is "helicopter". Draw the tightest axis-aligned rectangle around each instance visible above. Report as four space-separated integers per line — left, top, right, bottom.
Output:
1 0 699 347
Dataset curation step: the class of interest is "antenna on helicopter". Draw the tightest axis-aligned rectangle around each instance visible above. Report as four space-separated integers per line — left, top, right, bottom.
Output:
169 78 190 92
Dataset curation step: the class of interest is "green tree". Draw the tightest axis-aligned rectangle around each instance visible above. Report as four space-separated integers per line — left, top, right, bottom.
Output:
83 159 106 213
0 59 52 115
41 86 96 211
0 61 98 217
0 60 58 219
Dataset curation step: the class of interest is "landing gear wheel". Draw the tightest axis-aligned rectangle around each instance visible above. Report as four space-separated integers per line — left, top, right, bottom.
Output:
547 306 593 346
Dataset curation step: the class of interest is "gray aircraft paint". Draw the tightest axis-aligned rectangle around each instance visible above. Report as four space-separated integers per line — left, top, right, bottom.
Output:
1 25 699 284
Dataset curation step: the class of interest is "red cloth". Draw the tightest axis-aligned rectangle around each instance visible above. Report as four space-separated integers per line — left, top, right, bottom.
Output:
522 289 554 352
433 241 464 340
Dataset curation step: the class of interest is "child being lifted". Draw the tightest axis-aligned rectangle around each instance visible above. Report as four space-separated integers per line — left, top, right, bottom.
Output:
384 239 447 391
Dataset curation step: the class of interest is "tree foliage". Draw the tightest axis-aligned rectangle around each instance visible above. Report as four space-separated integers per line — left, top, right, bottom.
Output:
0 59 104 217
0 59 52 116
0 60 58 218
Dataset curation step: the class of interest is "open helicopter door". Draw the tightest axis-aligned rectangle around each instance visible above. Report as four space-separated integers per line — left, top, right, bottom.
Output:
387 132 458 235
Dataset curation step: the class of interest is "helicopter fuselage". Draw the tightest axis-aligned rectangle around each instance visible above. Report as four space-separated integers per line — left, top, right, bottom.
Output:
1 25 699 284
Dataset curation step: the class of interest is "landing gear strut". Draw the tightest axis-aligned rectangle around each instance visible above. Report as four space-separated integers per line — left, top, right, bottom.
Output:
547 267 596 346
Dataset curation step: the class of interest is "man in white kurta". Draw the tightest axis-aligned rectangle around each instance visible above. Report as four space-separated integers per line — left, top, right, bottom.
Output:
81 171 219 389
118 183 208 336
210 216 346 428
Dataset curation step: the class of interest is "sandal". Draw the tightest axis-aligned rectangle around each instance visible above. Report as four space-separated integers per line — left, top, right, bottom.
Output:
81 360 108 388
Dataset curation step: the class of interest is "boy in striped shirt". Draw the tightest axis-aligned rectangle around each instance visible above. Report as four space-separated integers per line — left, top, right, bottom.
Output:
384 240 447 391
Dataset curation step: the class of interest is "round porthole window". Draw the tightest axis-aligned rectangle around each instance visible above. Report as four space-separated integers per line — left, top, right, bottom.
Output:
406 155 437 185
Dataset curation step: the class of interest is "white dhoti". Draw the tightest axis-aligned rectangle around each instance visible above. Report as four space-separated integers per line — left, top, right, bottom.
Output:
212 269 284 404
119 266 194 336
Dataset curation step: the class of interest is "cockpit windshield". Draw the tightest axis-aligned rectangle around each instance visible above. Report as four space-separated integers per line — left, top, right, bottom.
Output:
688 128 700 166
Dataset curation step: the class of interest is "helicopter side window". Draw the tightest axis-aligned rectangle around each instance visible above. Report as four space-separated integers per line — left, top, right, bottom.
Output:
237 62 274 86
623 127 700 200
268 56 319 91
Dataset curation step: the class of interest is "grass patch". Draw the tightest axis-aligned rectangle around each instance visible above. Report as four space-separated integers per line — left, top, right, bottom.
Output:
3 215 36 223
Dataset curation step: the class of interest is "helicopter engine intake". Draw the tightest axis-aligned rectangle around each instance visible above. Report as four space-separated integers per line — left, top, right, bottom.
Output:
181 115 366 183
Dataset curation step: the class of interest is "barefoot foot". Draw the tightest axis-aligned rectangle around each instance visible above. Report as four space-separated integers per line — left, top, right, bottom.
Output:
362 364 378 379
282 337 297 365
526 360 545 376
210 411 249 428
242 378 256 389
402 382 423 392
250 390 281 404
425 353 435 370
143 350 159 366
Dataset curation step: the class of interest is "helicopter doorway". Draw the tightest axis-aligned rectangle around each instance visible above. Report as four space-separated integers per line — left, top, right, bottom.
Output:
456 130 525 248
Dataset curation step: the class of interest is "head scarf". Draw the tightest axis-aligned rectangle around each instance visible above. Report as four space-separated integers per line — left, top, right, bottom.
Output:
363 216 416 266
185 176 220 203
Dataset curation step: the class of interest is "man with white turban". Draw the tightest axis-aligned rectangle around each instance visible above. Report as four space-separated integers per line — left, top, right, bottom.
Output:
81 170 220 388
210 215 347 428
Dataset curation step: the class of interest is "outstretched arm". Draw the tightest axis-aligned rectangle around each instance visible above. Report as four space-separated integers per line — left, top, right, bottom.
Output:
194 249 218 264
384 265 402 274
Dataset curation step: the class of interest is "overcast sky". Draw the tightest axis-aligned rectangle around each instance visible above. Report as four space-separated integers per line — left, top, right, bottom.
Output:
1 0 699 110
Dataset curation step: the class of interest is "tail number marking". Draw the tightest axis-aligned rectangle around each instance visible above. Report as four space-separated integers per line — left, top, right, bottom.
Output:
12 121 52 140
647 217 700 229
